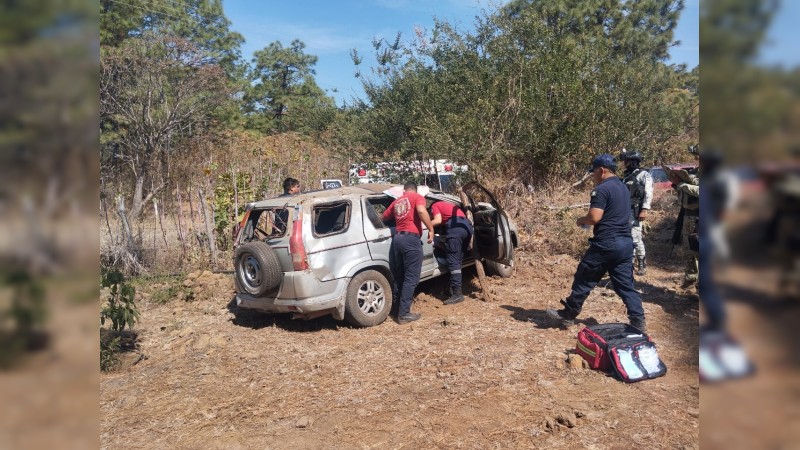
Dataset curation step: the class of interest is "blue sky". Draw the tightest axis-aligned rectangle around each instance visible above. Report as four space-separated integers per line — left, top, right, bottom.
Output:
226 0 700 107
759 0 800 68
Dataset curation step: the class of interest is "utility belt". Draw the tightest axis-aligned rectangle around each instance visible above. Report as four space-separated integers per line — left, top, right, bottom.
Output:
396 231 420 237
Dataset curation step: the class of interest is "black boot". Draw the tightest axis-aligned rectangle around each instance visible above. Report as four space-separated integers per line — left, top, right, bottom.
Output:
546 300 580 326
398 312 422 324
629 316 647 333
636 257 647 276
444 286 464 305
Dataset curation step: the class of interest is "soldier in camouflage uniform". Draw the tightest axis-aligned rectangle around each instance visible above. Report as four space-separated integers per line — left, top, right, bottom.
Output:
669 159 700 288
621 151 654 276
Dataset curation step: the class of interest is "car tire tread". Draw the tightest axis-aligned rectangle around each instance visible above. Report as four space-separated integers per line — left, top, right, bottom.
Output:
234 242 282 296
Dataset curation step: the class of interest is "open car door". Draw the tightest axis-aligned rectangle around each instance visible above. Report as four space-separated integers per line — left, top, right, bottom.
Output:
461 182 513 266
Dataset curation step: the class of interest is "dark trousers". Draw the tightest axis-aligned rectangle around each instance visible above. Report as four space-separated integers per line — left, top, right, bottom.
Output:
391 233 423 316
565 237 645 320
445 218 473 289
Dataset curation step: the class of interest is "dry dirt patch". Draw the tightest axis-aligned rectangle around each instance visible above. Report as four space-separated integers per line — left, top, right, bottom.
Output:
101 246 699 449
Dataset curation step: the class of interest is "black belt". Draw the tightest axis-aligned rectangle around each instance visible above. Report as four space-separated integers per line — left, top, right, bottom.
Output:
396 231 420 236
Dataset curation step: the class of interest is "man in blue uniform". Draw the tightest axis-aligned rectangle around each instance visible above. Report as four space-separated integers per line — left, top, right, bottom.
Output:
547 154 647 332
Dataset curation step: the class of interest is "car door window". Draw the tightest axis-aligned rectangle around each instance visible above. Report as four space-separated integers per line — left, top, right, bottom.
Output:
313 201 351 237
462 182 511 263
365 196 394 229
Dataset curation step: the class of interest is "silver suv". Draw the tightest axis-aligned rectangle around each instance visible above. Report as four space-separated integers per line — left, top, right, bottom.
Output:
232 182 518 327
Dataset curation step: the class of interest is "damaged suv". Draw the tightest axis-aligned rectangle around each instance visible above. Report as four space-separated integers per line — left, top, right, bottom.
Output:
232 182 518 327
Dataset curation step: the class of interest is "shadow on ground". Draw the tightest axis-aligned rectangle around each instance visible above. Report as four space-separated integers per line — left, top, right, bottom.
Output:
226 296 347 332
500 304 600 329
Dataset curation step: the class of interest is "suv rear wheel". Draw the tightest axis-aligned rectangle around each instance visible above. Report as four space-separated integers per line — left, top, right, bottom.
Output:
344 270 392 327
234 242 282 296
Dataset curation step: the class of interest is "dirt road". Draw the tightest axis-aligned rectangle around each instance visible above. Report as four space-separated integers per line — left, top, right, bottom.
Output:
101 241 699 449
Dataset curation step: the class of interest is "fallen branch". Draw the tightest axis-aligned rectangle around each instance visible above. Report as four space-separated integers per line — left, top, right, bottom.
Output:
546 203 589 210
570 172 592 188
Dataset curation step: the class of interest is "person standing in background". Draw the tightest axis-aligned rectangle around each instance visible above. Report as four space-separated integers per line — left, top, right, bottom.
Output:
620 151 654 276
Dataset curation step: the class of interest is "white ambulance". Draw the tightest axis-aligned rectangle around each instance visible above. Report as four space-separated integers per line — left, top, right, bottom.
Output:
349 159 467 194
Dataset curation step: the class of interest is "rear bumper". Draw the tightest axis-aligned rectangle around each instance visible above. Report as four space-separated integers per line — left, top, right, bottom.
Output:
235 270 348 319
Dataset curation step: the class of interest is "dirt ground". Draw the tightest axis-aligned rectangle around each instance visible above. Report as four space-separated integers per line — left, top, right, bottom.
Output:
100 202 701 449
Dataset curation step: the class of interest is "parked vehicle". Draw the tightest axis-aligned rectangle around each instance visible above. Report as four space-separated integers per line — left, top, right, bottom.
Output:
349 159 468 194
231 182 518 327
320 179 343 189
648 164 698 191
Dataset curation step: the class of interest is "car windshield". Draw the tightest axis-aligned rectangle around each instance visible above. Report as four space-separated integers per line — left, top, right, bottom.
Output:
649 168 668 183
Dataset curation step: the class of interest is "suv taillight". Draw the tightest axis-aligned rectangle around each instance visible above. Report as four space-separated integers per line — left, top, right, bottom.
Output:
289 211 308 271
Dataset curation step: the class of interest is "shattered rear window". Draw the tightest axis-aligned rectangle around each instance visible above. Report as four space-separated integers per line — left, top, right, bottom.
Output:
313 201 351 237
248 208 291 240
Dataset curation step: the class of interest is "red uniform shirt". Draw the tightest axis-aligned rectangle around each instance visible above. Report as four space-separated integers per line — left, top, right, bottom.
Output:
383 191 427 235
430 201 465 224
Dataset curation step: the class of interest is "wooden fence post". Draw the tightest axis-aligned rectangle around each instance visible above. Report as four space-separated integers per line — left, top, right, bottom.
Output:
197 188 218 266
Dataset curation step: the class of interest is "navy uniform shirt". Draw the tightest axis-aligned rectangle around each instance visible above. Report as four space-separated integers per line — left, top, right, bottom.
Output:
589 176 632 242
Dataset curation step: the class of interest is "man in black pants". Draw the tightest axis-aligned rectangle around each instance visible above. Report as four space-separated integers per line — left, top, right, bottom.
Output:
547 154 647 332
382 182 435 324
430 200 473 305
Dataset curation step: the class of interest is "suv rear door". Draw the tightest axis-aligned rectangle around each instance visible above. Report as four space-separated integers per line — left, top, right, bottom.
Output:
461 182 513 266
362 195 394 264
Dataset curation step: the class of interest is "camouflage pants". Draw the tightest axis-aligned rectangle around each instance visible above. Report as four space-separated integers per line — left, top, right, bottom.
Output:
684 216 699 282
631 217 646 258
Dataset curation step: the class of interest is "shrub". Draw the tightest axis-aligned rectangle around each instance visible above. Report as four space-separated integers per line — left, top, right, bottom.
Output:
100 269 140 332
100 334 121 372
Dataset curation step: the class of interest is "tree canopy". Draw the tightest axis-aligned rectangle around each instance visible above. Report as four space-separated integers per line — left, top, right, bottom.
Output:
354 0 696 182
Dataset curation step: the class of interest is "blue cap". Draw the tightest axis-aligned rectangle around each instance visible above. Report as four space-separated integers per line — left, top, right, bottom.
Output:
589 154 617 172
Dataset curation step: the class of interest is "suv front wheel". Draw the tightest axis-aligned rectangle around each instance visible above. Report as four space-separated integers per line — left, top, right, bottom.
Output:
484 246 515 278
344 270 392 327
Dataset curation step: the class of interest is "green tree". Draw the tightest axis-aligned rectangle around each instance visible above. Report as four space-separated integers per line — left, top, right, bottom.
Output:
353 0 695 182
100 0 244 74
1 0 98 250
245 40 335 133
700 0 784 159
101 33 231 223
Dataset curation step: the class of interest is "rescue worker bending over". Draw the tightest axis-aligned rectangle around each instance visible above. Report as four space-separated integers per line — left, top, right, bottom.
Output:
382 182 435 324
430 200 474 305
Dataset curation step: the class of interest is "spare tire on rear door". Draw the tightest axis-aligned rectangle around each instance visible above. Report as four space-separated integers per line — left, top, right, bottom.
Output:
234 242 282 296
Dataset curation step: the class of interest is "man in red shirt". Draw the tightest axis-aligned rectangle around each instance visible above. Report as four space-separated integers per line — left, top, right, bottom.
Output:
382 182 434 324
430 200 473 305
